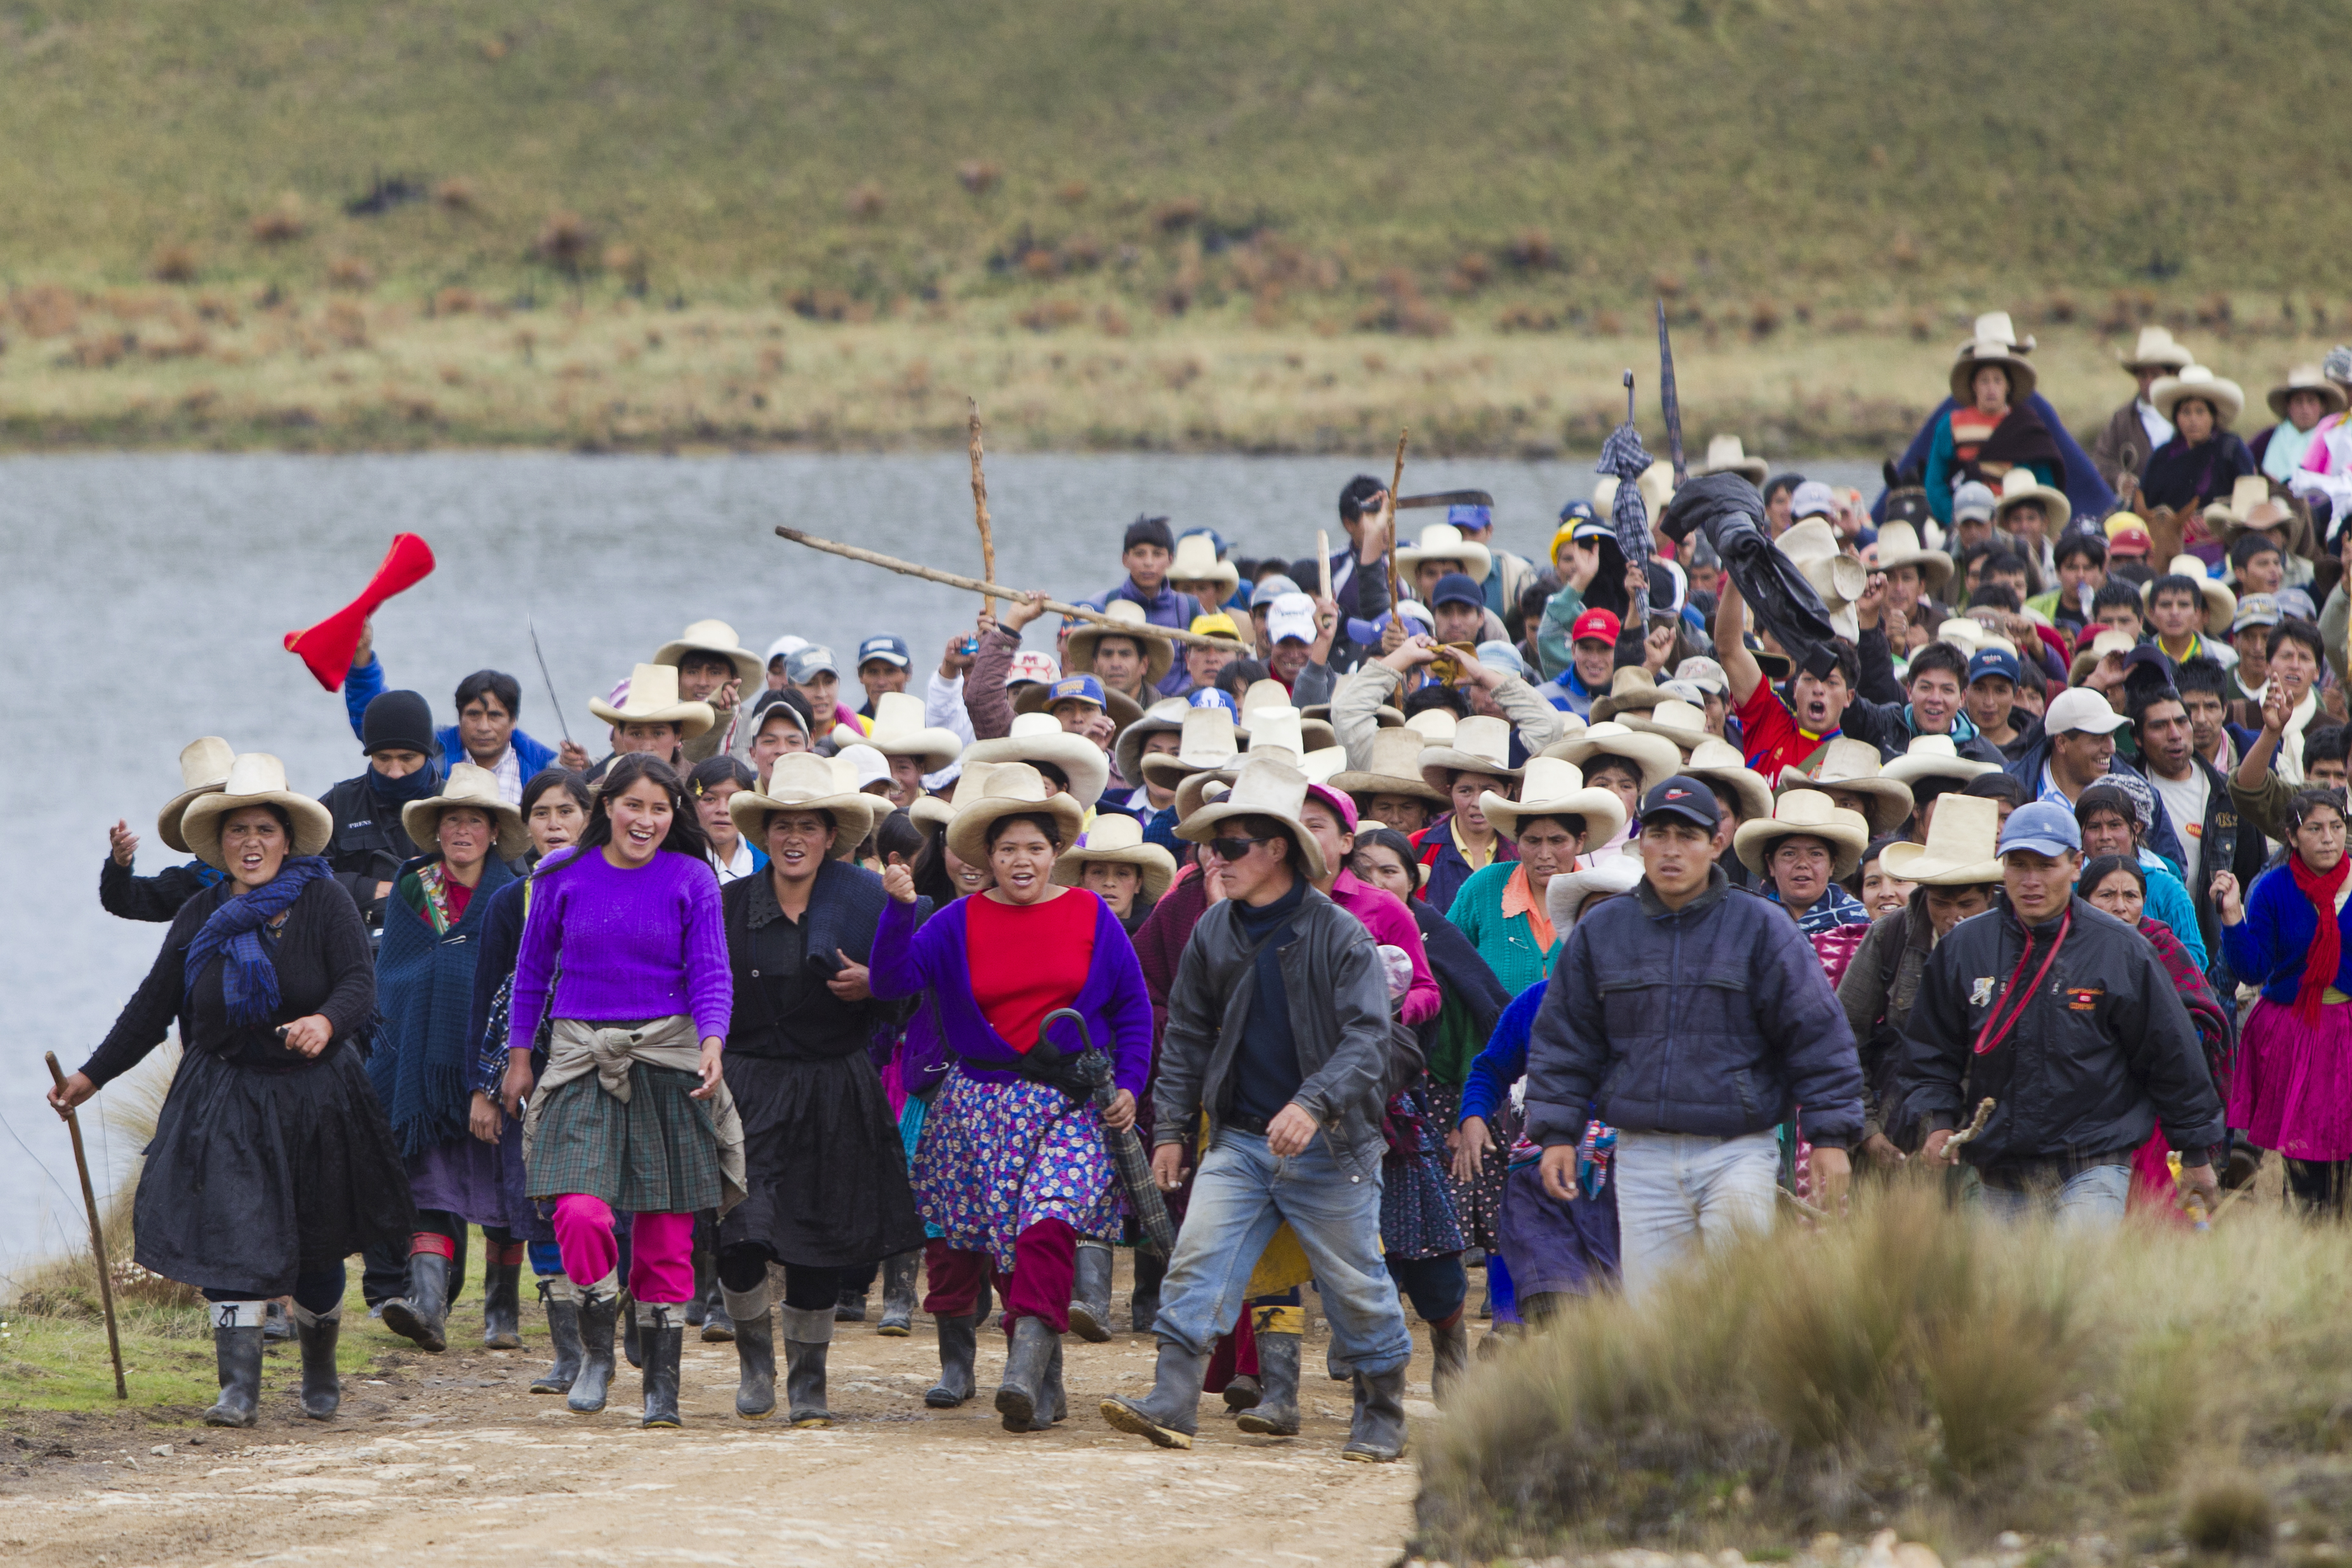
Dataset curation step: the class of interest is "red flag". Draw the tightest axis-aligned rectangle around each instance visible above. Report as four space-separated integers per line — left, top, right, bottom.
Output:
283 534 436 691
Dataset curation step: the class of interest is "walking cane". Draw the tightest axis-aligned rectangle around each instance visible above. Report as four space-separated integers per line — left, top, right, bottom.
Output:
1037 1009 1178 1257
44 1052 128 1399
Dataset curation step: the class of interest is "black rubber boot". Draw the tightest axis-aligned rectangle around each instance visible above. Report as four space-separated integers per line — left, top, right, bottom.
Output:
1100 1338 1209 1450
1129 1247 1166 1334
203 1303 267 1428
1223 1371 1263 1412
482 1259 523 1350
568 1287 621 1414
639 1303 684 1428
925 1312 979 1408
994 1315 1059 1433
1067 1238 1115 1344
1430 1312 1470 1408
834 1280 868 1323
263 1299 295 1343
531 1279 584 1394
701 1277 734 1343
1341 1365 1410 1462
1235 1331 1301 1436
725 1284 776 1419
877 1249 920 1338
380 1251 451 1353
622 1291 643 1369
291 1303 342 1420
780 1305 835 1427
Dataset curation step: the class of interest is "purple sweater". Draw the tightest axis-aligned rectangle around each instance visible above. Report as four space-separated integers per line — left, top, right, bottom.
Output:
507 846 732 1052
870 891 1154 1098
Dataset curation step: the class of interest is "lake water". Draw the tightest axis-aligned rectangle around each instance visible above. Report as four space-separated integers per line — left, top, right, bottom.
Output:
0 449 1882 1281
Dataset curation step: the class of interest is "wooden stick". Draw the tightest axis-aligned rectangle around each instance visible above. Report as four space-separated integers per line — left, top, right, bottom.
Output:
1315 530 1333 601
774 527 1235 649
44 1053 126 1400
1384 429 1409 609
1943 1096 1996 1155
967 399 996 616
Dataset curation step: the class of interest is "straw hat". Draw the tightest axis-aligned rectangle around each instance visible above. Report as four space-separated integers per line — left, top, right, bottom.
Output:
2120 326 2194 375
1618 698 1711 754
402 762 529 861
1878 793 2003 886
2269 364 2349 420
1052 813 1177 901
1698 434 1768 485
1395 522 1494 585
1329 727 1445 804
1541 721 1682 795
729 752 879 858
944 762 1088 870
653 619 763 687
1948 312 2038 402
2205 474 2292 544
2067 627 2141 684
831 743 892 797
1589 665 1668 723
1239 705 1306 762
1239 680 1336 752
1064 599 1174 691
1403 708 1458 745
1299 746 1347 786
2149 364 2244 427
2140 554 2235 635
1734 788 1870 879
1880 733 2000 788
1680 736 1774 823
1168 533 1240 596
1014 670 1145 731
1115 696 1193 786
180 754 335 871
1478 756 1628 844
857 691 964 773
1777 517 1868 639
1872 521 1953 593
157 736 236 853
1545 856 1645 933
1934 618 2019 659
590 663 716 740
960 712 1111 809
1992 466 2071 533
1174 754 1328 883
1418 715 1523 794
1776 736 1913 835
1141 706 1243 790
912 757 1003 830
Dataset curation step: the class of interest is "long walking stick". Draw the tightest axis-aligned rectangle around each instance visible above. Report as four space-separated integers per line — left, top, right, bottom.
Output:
44 1053 127 1399
1383 429 1409 609
968 399 997 618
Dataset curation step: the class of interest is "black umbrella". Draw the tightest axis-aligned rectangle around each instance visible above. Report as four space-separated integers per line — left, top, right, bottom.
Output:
1038 1008 1178 1257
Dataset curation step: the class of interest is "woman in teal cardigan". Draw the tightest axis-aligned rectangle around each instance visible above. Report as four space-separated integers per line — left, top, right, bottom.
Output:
1445 759 1626 995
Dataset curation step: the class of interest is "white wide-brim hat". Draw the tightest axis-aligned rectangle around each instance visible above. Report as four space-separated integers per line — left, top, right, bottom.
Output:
402 762 530 861
1478 757 1629 844
1174 754 1328 884
1878 793 2003 886
962 712 1111 809
157 735 236 854
728 753 878 858
1732 788 1871 879
589 663 716 740
179 754 335 872
1541 722 1682 796
654 618 764 687
1052 814 1178 901
945 762 1088 870
861 691 964 773
1544 855 1645 932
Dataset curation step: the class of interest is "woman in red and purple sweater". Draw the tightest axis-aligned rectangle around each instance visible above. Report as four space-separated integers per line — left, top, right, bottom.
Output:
870 763 1153 1433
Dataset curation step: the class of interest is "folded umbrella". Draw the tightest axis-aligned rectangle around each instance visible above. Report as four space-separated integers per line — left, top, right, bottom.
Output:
1659 474 1840 680
1037 1008 1177 1257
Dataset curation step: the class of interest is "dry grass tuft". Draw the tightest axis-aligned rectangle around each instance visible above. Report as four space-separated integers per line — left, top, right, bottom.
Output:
532 211 597 277
2183 1475 2274 1555
11 284 81 337
248 194 306 245
326 254 375 291
149 244 198 284
956 159 1002 196
434 176 477 212
844 182 886 220
1054 180 1090 206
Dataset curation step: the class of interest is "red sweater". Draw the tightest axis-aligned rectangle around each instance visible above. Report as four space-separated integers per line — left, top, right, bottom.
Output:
966 889 1098 1054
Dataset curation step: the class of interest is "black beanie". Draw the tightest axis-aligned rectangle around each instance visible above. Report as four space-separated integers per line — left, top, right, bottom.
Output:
1123 514 1175 554
362 689 438 757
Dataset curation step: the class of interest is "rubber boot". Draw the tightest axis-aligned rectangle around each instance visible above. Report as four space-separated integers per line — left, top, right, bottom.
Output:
925 1313 979 1408
203 1302 267 1428
834 1280 868 1323
531 1277 584 1394
568 1280 621 1414
700 1278 734 1343
1099 1338 1210 1450
1223 1369 1263 1413
1340 1365 1410 1462
291 1302 342 1420
263 1299 295 1343
1429 1310 1470 1408
621 1291 643 1369
724 1282 776 1419
877 1249 920 1338
638 1302 684 1428
380 1251 451 1353
684 1246 712 1327
1129 1247 1166 1334
482 1258 523 1350
993 1315 1059 1432
1066 1238 1115 1344
1235 1331 1301 1437
780 1305 835 1428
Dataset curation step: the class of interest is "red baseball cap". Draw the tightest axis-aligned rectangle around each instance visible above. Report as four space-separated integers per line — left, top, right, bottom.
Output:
2107 522 2153 557
1571 608 1622 646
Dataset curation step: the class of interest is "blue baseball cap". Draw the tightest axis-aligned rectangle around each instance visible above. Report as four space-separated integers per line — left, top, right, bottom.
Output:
1187 688 1239 718
1044 674 1108 711
1557 498 1597 524
1475 639 1527 677
1430 571 1485 609
1448 503 1495 534
1178 525 1228 556
856 634 911 670
1998 801 2082 858
1966 647 2020 686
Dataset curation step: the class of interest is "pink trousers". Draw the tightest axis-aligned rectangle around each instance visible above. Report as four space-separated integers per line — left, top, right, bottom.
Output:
553 1195 696 1304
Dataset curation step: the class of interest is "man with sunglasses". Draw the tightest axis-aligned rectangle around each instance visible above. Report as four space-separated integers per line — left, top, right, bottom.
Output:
1101 755 1414 1463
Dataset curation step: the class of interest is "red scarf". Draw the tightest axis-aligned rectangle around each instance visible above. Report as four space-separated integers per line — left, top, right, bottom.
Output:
2289 852 2351 1024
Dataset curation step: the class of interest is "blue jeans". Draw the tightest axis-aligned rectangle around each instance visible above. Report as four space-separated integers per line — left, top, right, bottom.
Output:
1154 1129 1413 1378
1973 1162 2131 1228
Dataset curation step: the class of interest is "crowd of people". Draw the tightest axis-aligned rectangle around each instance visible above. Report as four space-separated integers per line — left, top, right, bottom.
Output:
59 312 2352 1456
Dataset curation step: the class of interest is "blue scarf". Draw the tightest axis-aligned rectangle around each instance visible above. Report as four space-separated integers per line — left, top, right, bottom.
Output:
366 761 442 809
183 856 333 1028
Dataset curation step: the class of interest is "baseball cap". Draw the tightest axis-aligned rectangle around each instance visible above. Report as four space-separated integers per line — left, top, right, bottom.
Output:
1043 674 1108 712
1188 688 1240 718
1571 608 1623 646
1178 525 1228 556
2278 587 2319 622
1250 574 1302 607
1475 640 1527 678
1006 651 1060 686
2229 592 2282 632
1430 571 1485 609
2043 687 2131 737
1790 480 1839 521
787 645 839 683
1394 600 1435 635
1674 656 1729 696
1449 502 1495 534
856 634 912 670
1639 774 1723 831
1952 482 1997 524
1967 647 2021 686
1557 498 1597 524
1265 592 1319 645
1998 800 2082 858
1189 611 1244 642
2107 521 2153 557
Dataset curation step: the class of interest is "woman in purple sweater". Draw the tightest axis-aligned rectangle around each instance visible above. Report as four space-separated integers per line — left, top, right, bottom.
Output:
508 754 743 1428
870 763 1153 1433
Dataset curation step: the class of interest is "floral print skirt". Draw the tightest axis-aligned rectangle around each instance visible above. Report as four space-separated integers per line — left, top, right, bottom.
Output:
913 1062 1125 1273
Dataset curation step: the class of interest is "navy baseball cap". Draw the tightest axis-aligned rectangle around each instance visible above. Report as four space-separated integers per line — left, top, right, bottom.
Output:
1430 571 1485 609
1998 801 2082 858
1044 674 1108 711
1966 647 2020 686
856 634 912 670
1639 774 1722 831
1557 498 1597 524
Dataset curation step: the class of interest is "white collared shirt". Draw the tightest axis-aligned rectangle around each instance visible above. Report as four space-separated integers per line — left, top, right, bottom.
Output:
2137 398 2175 454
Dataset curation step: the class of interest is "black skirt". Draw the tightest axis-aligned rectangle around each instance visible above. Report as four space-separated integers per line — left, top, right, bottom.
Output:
718 1051 926 1269
134 1045 418 1297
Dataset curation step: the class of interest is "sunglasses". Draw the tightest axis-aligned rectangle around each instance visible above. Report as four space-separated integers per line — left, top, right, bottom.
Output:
1204 835 1273 863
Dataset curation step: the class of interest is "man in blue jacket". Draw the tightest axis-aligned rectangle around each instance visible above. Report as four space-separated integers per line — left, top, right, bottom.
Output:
1524 776 1864 1298
342 621 578 801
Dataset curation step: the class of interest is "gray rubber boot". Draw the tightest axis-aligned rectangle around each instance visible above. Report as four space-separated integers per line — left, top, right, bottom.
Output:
1066 1238 1115 1344
531 1277 584 1394
380 1251 451 1353
637 1301 684 1428
482 1258 524 1350
568 1278 621 1414
203 1301 268 1428
877 1249 920 1338
993 1315 1058 1432
1340 1365 1410 1462
1099 1338 1210 1450
780 1304 835 1428
724 1282 776 1419
1234 1330 1301 1436
925 1313 978 1408
290 1301 342 1420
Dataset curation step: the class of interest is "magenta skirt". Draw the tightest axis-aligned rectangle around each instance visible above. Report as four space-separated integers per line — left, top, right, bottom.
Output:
2230 998 2352 1162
